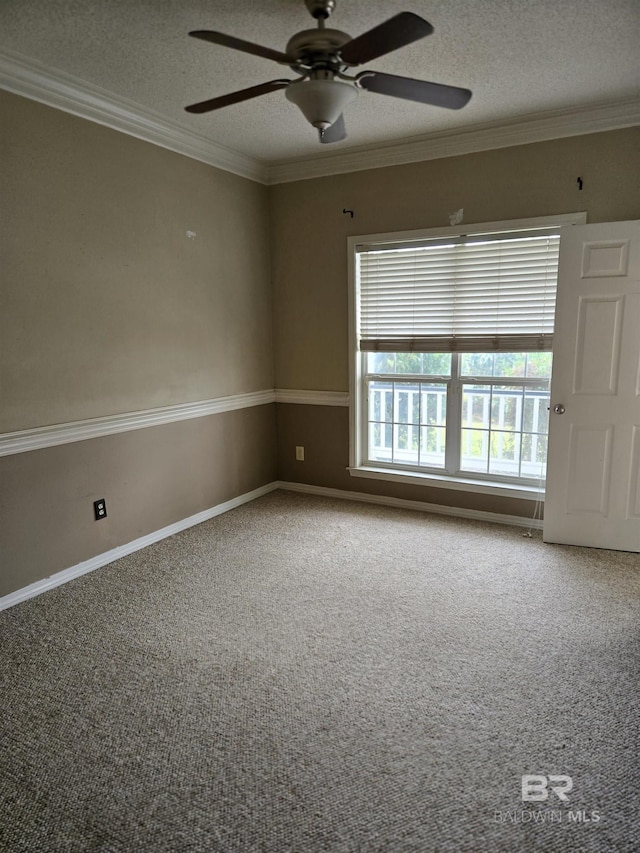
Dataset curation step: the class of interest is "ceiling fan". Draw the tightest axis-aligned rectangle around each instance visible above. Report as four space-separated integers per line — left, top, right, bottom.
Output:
185 0 472 143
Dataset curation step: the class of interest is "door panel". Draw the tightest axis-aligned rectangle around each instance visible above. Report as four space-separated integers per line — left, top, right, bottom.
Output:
566 424 612 515
544 221 640 551
573 296 623 394
581 239 629 278
629 426 640 519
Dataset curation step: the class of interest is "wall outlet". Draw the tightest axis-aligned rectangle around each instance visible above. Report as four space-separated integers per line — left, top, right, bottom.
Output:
295 446 305 461
94 498 107 520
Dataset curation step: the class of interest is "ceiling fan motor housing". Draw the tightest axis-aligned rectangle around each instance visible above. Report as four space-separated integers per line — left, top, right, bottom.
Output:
286 28 352 71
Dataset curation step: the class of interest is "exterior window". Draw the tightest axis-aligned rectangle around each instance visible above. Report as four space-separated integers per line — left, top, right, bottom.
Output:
364 351 551 483
351 222 565 489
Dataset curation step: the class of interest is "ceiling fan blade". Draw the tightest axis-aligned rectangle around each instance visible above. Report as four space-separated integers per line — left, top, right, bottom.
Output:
185 79 291 114
340 13 433 66
189 30 292 64
356 71 471 110
320 114 347 144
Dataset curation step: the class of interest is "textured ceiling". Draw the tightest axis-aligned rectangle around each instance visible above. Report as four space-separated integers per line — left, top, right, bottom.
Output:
1 0 638 165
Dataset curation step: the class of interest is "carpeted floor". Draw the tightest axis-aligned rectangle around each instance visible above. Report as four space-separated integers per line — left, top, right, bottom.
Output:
1 490 638 852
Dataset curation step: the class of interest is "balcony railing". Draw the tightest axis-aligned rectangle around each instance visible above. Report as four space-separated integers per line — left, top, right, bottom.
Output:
367 381 550 480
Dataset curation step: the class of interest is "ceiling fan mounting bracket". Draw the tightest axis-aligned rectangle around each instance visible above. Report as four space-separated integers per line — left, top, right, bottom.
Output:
304 0 337 20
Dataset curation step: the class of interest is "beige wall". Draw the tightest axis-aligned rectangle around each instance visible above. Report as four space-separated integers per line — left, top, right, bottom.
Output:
1 90 273 433
276 404 531 518
1 407 277 596
1 90 639 599
270 128 640 516
0 91 276 598
270 128 640 392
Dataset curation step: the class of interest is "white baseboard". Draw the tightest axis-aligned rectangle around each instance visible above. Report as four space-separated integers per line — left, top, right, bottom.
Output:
1 479 541 612
0 482 279 612
276 481 543 530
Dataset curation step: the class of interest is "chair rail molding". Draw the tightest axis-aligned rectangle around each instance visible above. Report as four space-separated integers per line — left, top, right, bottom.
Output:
274 389 349 406
0 389 352 456
0 391 276 457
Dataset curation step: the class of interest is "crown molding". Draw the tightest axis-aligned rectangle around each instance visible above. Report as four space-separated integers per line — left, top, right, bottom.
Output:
0 48 269 184
267 97 640 184
2 48 637 187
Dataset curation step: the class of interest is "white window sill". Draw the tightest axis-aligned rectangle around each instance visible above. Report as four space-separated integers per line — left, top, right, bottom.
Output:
348 466 545 501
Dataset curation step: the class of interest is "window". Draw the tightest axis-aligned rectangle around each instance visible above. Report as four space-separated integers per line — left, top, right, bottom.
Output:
365 351 552 482
348 216 582 494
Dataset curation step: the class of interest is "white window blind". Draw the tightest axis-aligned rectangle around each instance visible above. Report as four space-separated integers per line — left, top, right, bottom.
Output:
357 230 560 353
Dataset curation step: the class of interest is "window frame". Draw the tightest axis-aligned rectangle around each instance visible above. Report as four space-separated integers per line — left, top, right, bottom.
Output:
363 353 553 485
347 213 587 500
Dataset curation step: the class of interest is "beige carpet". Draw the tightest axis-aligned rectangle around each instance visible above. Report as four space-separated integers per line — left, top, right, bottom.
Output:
1 490 638 852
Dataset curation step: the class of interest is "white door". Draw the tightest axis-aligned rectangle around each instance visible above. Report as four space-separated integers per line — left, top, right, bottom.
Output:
544 220 640 551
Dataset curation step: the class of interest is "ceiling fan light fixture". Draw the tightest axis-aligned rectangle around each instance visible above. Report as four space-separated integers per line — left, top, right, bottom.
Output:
285 78 358 130
186 3 471 144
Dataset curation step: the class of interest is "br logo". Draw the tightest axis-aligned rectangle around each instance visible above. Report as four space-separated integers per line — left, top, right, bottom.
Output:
522 774 573 802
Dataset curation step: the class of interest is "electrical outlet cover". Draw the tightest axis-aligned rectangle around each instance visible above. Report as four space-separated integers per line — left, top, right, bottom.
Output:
94 499 107 520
